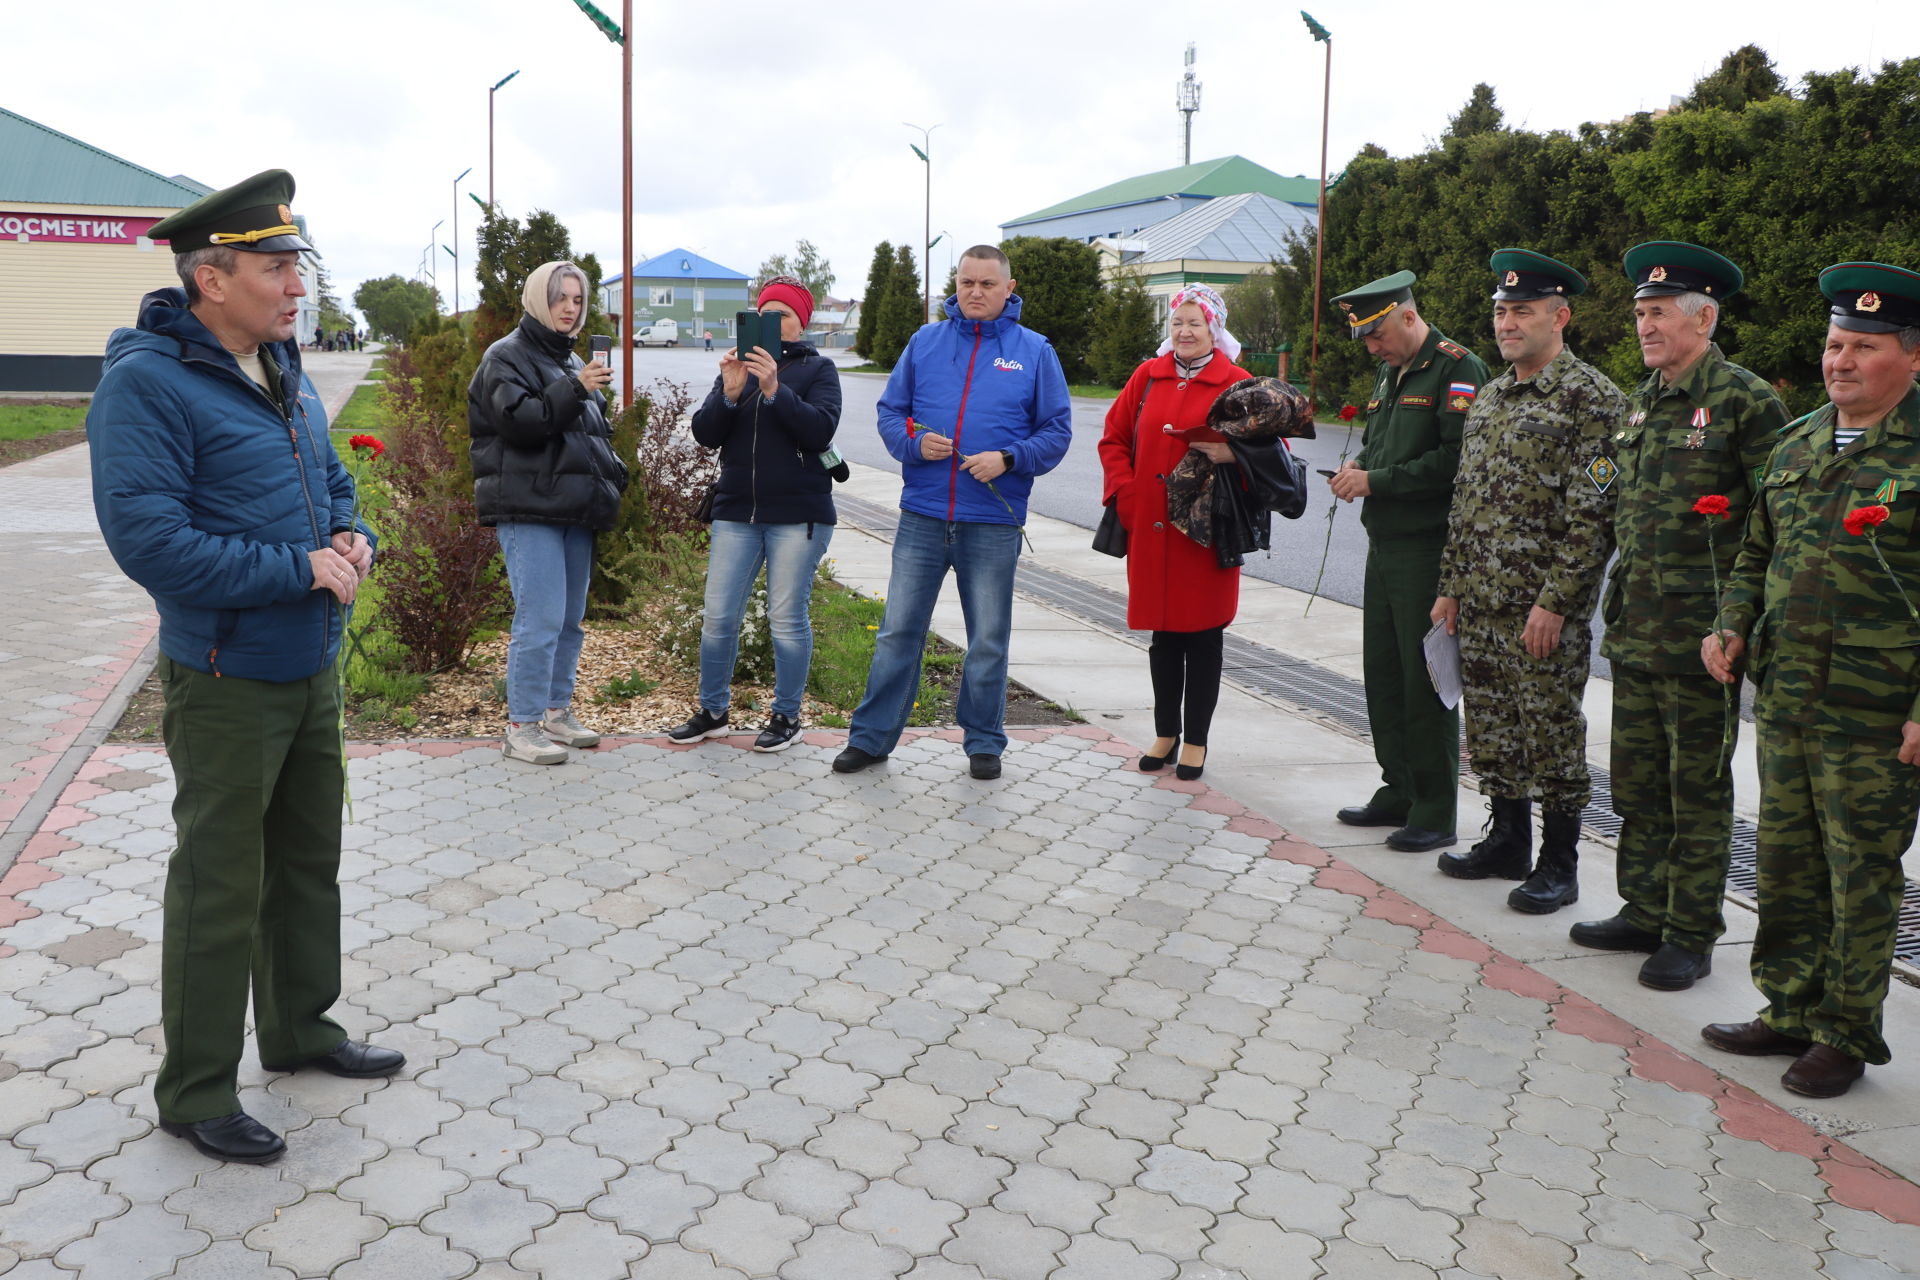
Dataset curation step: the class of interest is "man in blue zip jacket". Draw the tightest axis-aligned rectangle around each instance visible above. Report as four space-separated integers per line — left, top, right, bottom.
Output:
834 244 1073 779
88 171 402 1164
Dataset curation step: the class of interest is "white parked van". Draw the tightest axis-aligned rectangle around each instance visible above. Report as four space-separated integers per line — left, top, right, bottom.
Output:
633 319 679 347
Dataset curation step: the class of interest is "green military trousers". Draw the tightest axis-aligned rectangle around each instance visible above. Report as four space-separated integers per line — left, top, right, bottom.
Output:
1751 718 1918 1065
1458 599 1593 813
1362 536 1459 832
1609 666 1737 951
155 655 348 1123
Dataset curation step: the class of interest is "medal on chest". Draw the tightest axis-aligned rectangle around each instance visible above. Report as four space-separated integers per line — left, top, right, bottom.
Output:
1685 407 1710 449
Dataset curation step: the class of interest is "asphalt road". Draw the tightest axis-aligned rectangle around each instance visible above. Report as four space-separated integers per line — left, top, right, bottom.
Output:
612 344 1373 609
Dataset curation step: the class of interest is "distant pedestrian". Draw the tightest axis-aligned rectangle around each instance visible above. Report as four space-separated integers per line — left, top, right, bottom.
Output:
704 329 713 351
670 276 841 753
1432 250 1628 913
1699 261 1920 1098
1327 270 1489 854
88 169 403 1165
1099 286 1253 781
833 244 1072 780
468 260 631 765
1572 243 1788 991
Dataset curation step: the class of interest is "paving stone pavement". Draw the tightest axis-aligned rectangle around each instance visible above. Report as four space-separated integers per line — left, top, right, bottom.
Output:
4 728 1920 1278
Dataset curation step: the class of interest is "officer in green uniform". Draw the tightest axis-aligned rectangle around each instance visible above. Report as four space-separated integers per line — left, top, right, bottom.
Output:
1327 270 1490 852
1434 250 1628 912
88 172 404 1164
1574 244 1788 991
1700 261 1920 1098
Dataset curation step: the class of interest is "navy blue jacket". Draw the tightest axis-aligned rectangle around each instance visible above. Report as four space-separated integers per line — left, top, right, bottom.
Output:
875 293 1073 525
90 288 365 682
690 341 840 524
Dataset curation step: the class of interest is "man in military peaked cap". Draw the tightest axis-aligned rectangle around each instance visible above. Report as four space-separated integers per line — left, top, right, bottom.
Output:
1327 270 1489 854
1432 249 1628 913
1571 243 1788 992
89 170 402 1164
1699 261 1920 1098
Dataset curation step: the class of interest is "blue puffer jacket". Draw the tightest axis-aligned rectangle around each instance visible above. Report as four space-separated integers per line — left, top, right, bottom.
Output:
875 293 1073 525
90 288 365 682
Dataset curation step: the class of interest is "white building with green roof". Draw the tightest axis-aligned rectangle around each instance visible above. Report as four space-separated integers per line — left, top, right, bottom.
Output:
0 108 213 391
1000 155 1316 246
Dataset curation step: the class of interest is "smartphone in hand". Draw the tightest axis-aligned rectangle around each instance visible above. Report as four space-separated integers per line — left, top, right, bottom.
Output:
736 311 779 361
589 334 613 365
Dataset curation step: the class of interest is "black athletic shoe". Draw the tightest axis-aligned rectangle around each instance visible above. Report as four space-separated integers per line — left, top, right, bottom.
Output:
969 753 1002 780
667 708 730 742
833 746 888 774
754 713 801 753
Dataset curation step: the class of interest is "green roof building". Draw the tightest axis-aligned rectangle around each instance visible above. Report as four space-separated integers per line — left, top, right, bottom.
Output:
1000 155 1317 244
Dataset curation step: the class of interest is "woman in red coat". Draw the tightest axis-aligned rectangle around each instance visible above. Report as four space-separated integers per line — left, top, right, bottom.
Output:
1098 285 1251 780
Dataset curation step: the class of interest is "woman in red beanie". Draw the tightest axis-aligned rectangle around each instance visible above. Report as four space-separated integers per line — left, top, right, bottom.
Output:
671 275 843 753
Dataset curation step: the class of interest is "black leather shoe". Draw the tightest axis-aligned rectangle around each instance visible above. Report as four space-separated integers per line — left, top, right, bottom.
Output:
1174 746 1207 781
1782 1045 1866 1098
1138 738 1178 772
1386 826 1457 853
263 1039 405 1078
1336 803 1406 827
1569 915 1662 953
832 746 888 774
969 753 1002 780
1639 943 1712 991
1701 1018 1811 1057
159 1112 285 1164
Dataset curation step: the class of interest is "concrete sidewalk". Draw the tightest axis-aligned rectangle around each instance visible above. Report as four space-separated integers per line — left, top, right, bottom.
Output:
1 426 1918 1278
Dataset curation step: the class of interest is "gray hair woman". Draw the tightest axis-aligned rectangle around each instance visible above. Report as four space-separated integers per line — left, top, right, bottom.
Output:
467 260 630 764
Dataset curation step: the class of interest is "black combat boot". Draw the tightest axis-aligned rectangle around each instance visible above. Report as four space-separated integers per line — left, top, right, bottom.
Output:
1437 797 1532 880
1509 811 1581 913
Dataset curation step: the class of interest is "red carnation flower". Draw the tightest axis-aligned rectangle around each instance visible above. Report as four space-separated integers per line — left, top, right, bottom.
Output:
904 418 919 438
348 434 385 459
1693 494 1730 519
1845 505 1892 537
1338 405 1359 422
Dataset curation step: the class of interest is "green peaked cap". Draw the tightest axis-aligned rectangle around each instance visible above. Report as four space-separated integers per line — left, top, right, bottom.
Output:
1820 261 1920 334
1622 241 1742 300
1330 269 1416 338
149 169 314 256
1489 248 1586 300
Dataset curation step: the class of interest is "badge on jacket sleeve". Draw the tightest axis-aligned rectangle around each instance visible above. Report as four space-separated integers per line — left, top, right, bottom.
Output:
1586 455 1618 493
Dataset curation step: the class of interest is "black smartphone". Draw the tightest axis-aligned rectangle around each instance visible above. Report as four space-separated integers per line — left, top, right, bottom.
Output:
588 334 613 365
1316 468 1337 478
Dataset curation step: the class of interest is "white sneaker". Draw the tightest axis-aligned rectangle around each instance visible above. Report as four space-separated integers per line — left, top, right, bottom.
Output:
503 722 567 764
541 707 600 747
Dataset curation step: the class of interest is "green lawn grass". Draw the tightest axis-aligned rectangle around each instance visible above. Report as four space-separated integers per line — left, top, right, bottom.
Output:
330 384 391 434
1068 383 1121 400
0 403 87 441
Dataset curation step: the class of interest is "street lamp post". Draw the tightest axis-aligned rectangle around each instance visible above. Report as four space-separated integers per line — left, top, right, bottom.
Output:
569 0 631 406
452 168 473 316
488 70 520 209
1302 11 1332 415
905 122 942 322
428 220 444 304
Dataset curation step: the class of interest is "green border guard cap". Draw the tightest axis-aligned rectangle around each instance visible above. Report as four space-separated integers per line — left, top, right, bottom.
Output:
1330 269 1416 338
1489 248 1587 301
148 169 314 256
1623 241 1743 301
1820 261 1920 334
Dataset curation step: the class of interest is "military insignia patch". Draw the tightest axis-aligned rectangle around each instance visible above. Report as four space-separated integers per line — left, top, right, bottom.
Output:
1859 291 1884 313
1400 395 1433 407
1366 399 1381 412
1586 455 1618 493
1876 479 1902 503
1436 339 1468 359
1649 266 1668 283
1503 270 1519 287
1446 382 1476 412
1627 410 1646 428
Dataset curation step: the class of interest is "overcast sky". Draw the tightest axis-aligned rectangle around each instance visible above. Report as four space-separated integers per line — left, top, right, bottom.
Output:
18 1 1914 320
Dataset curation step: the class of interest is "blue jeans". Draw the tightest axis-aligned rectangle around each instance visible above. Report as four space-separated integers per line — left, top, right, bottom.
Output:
699 520 833 720
848 510 1020 758
496 521 595 723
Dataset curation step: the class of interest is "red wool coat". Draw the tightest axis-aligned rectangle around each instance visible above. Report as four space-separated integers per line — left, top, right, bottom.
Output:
1098 353 1252 632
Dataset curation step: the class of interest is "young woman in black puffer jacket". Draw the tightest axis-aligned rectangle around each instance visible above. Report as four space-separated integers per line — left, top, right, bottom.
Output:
668 275 842 754
468 259 629 765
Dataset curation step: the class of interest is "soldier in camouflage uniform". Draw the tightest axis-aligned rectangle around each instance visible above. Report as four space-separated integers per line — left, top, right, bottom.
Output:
1433 250 1628 913
1326 270 1490 854
1575 243 1789 992
1700 261 1920 1098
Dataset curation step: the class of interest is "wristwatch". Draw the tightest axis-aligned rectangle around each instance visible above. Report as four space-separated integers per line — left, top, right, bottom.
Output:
999 451 1015 472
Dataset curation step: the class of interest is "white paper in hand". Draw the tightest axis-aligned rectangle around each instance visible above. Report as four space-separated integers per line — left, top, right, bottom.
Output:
1423 621 1462 710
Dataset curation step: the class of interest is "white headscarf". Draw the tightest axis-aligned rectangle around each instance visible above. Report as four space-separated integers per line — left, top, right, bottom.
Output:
1156 283 1242 362
523 260 590 337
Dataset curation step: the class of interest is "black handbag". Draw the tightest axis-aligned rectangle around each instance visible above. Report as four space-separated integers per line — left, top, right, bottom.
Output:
1093 378 1154 558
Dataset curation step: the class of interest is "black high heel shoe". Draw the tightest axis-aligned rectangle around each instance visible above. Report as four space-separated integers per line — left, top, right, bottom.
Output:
1175 745 1208 781
1139 737 1179 772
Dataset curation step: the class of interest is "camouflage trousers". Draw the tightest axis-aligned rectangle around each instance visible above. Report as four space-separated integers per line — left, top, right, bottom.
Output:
1610 666 1737 951
1458 600 1591 811
1750 718 1917 1065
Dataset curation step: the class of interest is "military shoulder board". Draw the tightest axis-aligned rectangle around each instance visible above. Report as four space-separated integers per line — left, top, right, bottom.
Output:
1436 339 1469 360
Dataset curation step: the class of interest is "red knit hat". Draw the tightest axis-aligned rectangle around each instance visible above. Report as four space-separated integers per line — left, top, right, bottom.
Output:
757 275 814 329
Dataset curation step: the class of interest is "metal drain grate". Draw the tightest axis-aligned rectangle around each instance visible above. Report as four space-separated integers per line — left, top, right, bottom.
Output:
835 494 1920 966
